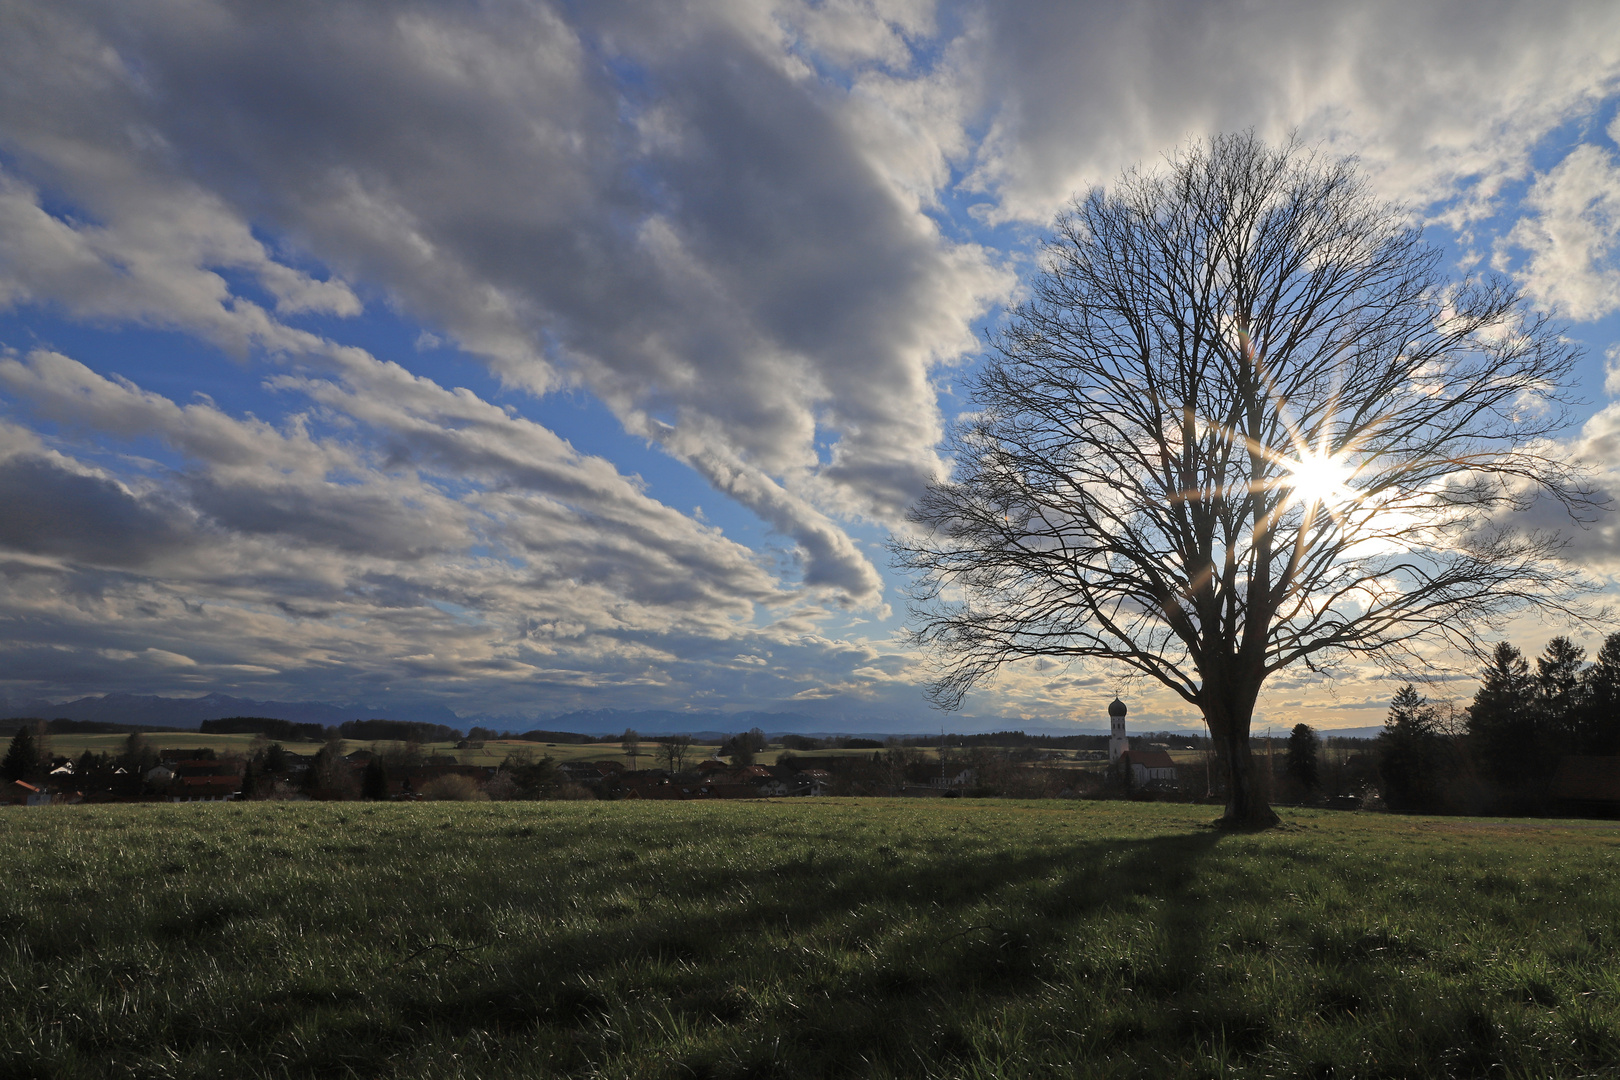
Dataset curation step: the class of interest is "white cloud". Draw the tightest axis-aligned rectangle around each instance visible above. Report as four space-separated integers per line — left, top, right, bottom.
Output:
959 0 1620 227
2 0 1618 721
0 0 1018 602
0 346 839 706
1497 143 1620 320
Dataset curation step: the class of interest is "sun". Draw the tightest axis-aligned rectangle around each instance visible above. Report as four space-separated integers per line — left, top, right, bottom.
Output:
1282 451 1357 509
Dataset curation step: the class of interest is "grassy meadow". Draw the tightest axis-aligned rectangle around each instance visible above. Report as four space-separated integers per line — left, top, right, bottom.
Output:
37 729 1153 770
36 732 678 768
2 800 1619 1079
36 731 877 768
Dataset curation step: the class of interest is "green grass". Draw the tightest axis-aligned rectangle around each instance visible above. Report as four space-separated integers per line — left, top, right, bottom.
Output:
38 732 737 767
2 801 1618 1078
41 731 278 759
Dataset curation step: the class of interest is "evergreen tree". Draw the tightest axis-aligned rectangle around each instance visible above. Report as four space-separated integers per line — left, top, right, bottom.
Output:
1578 631 1620 755
1380 685 1444 812
239 759 259 800
362 758 390 800
719 729 767 766
1535 636 1587 749
724 736 756 766
1466 642 1537 791
501 753 562 798
2 727 38 781
1380 689 1470 816
1284 723 1319 795
31 721 52 772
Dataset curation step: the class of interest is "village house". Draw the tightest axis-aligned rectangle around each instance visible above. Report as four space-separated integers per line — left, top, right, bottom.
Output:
161 758 245 803
930 768 978 789
3 779 51 807
1118 749 1178 790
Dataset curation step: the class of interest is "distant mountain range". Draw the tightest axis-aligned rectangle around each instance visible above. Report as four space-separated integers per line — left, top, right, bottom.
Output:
0 692 1139 737
0 691 460 731
0 692 1375 739
1318 726 1383 740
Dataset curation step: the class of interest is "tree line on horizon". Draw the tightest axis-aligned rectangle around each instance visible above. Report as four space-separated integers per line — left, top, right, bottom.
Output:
1378 633 1620 815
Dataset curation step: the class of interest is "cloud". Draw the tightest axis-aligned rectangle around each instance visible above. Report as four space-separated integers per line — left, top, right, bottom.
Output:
1497 143 1620 320
960 0 1620 225
2 0 1618 719
0 345 789 606
0 452 193 567
7 1 1609 607
0 346 961 719
0 164 353 356
0 0 1014 605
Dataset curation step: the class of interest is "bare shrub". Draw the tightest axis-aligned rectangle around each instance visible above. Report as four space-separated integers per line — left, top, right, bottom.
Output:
420 774 488 801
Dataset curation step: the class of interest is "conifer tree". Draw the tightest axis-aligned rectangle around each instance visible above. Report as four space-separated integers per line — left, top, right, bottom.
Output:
1580 631 1620 755
1535 636 1587 748
1380 685 1443 812
362 758 390 800
2 727 38 781
120 731 157 772
1284 723 1319 795
1467 642 1540 796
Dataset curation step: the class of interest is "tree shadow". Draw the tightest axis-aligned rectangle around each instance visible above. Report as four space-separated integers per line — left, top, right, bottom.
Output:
455 819 1235 1076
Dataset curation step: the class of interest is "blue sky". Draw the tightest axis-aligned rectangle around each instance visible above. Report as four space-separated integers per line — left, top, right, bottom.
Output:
2 0 1620 731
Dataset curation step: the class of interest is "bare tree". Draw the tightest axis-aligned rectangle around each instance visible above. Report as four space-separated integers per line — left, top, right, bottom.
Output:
658 735 693 774
895 133 1599 827
621 727 641 770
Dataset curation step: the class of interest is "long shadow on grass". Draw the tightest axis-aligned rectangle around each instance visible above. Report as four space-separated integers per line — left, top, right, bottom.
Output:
8 812 1239 1079
437 822 1233 1077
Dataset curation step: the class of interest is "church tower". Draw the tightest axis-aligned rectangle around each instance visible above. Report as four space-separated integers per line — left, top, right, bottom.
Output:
1108 698 1128 763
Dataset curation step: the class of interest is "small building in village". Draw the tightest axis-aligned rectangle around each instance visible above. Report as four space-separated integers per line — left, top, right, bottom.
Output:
1119 748 1178 790
4 780 51 807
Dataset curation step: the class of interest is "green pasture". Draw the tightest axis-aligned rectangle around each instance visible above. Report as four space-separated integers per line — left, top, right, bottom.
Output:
41 731 273 759
3 801 1618 1078
35 732 728 768
38 728 1208 772
35 731 1001 769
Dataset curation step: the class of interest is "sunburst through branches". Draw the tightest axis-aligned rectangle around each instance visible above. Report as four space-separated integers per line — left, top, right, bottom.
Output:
1277 448 1358 511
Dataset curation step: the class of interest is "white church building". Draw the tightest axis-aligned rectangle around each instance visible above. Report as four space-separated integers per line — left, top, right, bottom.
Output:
1108 697 1129 762
1106 697 1178 789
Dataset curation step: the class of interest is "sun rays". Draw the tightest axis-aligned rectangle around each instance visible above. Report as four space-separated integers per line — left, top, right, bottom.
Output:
1280 448 1359 510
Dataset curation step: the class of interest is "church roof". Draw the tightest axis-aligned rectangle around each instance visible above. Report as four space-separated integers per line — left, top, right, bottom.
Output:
1108 697 1127 716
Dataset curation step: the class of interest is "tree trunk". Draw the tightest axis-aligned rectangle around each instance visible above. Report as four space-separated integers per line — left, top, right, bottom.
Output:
1205 693 1280 828
1219 729 1279 827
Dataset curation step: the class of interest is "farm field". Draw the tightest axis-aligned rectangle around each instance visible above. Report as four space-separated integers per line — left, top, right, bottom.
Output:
3 801 1618 1078
41 727 1277 774
35 732 697 768
37 731 1070 770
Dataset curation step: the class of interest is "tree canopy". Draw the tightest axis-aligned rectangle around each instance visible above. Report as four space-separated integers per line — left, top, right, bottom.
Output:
896 133 1598 826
